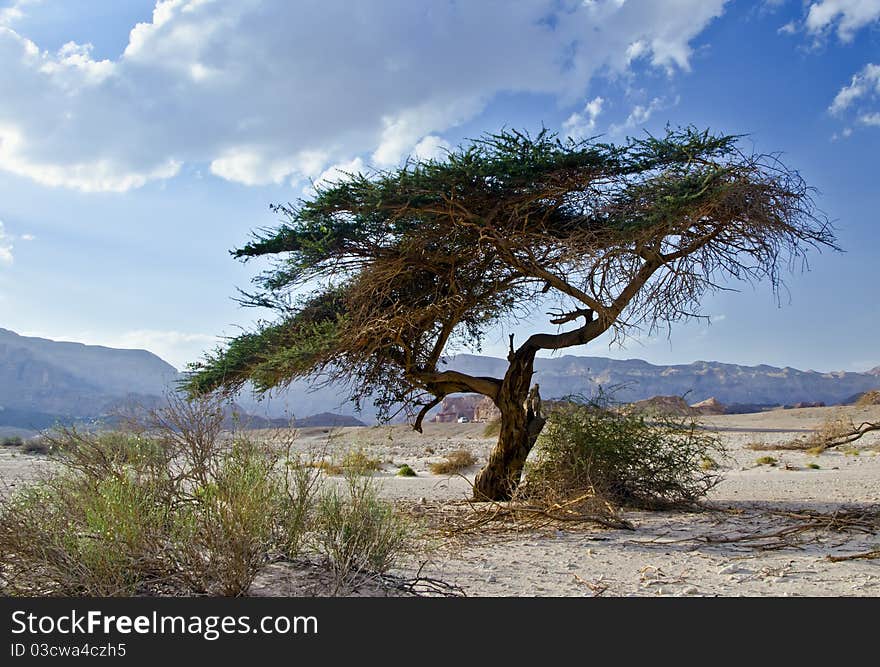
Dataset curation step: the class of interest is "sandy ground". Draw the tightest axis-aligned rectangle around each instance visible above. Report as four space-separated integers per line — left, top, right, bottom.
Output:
2 405 879 597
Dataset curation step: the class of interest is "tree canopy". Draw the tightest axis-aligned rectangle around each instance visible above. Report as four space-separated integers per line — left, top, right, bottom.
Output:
185 126 836 499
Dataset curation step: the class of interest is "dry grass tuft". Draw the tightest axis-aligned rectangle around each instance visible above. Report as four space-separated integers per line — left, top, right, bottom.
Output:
429 449 477 475
855 390 880 406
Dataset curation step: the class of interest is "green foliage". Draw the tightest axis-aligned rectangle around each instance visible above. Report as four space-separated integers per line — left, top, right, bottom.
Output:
396 464 417 477
313 471 411 588
806 462 821 470
1 436 23 447
523 398 725 508
0 395 418 597
184 125 835 430
755 456 778 466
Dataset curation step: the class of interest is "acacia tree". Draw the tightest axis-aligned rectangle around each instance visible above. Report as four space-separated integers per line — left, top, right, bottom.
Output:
185 127 835 501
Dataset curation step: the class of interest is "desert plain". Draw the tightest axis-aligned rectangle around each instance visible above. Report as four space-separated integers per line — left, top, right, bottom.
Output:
2 403 878 597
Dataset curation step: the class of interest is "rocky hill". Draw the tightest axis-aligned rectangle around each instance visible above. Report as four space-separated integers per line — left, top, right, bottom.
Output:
1 328 877 428
0 328 178 417
441 354 880 408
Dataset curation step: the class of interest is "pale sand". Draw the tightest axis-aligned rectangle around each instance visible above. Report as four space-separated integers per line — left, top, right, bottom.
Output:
2 405 878 596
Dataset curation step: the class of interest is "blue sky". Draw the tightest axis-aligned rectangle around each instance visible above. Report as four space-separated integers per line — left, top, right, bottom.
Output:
0 0 877 372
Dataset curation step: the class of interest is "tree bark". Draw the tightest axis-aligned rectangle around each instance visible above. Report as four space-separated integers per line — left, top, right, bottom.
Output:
472 350 546 501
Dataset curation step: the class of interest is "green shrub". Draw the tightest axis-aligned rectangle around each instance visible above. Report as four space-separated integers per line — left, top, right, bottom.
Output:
755 456 778 466
1 436 23 447
0 473 176 596
313 471 411 589
522 398 725 509
396 464 417 477
0 397 317 597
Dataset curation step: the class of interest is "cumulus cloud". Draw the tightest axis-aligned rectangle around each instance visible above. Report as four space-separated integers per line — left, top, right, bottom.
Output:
0 221 12 264
563 96 605 141
828 63 880 129
0 0 728 192
805 0 880 41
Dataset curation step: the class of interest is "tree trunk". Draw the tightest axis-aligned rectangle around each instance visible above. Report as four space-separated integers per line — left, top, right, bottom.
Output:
472 351 546 501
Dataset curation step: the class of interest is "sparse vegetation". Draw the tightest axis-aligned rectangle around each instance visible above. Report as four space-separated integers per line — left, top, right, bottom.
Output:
700 456 720 471
429 449 477 475
17 436 53 455
482 418 501 438
309 448 382 476
313 470 412 590
806 462 821 470
340 448 382 473
0 395 410 597
1 436 23 447
396 464 417 477
854 390 880 406
755 456 778 466
520 397 724 510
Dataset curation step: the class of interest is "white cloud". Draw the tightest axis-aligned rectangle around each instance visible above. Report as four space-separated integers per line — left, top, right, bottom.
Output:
563 96 605 141
411 135 453 162
0 0 40 26
0 0 728 192
107 329 220 369
307 157 367 195
610 96 673 134
0 221 12 264
829 63 880 114
20 233 34 241
828 63 880 131
805 0 880 41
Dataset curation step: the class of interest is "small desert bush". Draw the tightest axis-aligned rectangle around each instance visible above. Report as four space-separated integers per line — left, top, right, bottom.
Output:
340 448 382 473
0 472 176 596
855 390 880 406
309 449 382 476
429 449 477 475
21 436 53 455
806 462 821 470
396 464 417 477
1 436 23 447
312 471 411 589
521 397 724 509
0 394 417 597
755 456 778 466
0 396 318 597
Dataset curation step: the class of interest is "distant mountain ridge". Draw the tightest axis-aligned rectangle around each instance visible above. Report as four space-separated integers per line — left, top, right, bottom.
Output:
442 354 880 408
0 328 177 417
0 327 877 429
